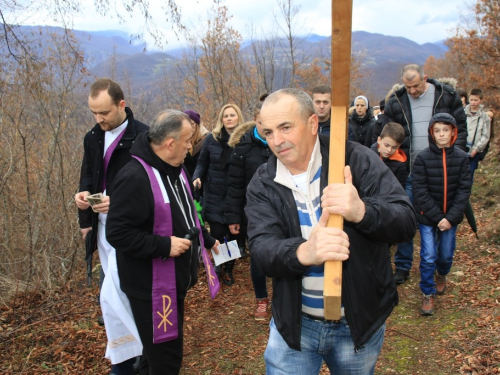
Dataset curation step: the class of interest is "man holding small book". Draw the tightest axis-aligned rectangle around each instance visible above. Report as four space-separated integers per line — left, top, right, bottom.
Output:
74 78 148 375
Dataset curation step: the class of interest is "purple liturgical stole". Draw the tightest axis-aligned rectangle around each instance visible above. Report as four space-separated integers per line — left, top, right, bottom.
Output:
181 169 220 300
132 156 219 344
102 127 127 192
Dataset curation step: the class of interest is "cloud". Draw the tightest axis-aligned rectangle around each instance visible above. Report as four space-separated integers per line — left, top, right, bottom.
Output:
416 13 460 26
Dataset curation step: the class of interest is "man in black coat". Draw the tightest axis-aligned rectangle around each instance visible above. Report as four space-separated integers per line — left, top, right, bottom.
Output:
245 88 416 374
382 64 467 285
106 110 219 374
74 78 148 375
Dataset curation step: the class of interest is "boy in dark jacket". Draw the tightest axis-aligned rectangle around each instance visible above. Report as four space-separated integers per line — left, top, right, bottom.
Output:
412 113 472 316
371 122 407 188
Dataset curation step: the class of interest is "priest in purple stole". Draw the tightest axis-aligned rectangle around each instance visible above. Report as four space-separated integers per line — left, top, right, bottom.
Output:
107 110 220 374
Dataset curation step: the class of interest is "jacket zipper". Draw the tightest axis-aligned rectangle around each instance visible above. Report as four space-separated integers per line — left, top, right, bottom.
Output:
442 148 447 214
396 94 412 168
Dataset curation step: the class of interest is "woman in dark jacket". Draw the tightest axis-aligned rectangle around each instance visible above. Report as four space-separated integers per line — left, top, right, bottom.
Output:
193 104 245 285
225 103 273 319
349 95 376 146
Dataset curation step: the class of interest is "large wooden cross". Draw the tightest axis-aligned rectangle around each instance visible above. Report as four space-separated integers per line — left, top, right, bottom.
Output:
323 0 353 320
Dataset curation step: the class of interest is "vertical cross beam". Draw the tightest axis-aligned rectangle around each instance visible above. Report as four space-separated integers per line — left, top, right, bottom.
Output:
323 0 353 320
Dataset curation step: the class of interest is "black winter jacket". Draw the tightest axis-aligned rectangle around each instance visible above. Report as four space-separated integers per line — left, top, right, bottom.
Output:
370 114 392 146
245 135 417 350
78 108 149 260
383 78 467 167
193 129 233 224
106 132 216 301
225 122 272 225
412 124 472 227
348 108 376 146
370 143 408 189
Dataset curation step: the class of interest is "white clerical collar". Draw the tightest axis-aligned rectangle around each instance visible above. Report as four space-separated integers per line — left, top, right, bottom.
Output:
109 120 128 135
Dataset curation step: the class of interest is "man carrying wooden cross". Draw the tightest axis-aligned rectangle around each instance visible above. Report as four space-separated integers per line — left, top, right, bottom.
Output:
245 88 416 373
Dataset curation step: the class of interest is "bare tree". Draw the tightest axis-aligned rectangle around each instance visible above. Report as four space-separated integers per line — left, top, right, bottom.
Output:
0 0 195 54
178 5 257 125
0 31 89 289
273 0 309 87
248 24 280 95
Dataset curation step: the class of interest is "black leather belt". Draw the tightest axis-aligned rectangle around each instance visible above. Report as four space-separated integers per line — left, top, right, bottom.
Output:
301 312 342 323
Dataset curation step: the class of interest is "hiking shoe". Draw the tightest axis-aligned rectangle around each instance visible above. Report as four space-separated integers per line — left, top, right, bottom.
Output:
239 246 249 259
215 265 221 278
255 298 269 320
223 270 234 286
436 274 447 295
393 269 410 285
421 294 435 316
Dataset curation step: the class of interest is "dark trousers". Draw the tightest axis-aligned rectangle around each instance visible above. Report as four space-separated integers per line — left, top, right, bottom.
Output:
128 296 185 375
250 256 268 299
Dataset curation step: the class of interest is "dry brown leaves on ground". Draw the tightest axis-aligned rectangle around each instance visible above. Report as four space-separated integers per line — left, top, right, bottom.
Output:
1 163 499 374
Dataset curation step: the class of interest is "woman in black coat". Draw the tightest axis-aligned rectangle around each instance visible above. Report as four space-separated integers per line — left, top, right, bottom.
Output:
193 104 245 285
349 95 376 146
225 104 273 319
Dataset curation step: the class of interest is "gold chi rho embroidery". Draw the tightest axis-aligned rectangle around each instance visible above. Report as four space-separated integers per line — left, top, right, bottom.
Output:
157 295 173 331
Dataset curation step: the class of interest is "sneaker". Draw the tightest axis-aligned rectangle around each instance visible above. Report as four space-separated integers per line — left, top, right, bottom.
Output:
421 294 435 316
255 298 268 320
97 315 105 326
393 269 410 285
436 274 447 295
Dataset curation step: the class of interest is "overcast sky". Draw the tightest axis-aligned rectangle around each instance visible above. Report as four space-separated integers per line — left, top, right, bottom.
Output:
19 0 471 49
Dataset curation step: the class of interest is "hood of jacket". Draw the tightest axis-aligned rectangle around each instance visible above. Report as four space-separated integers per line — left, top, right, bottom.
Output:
373 143 407 163
465 103 485 116
394 77 448 101
228 121 256 148
130 131 183 181
350 106 374 125
428 113 458 152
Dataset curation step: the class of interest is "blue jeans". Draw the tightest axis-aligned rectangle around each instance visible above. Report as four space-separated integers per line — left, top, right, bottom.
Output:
395 174 414 272
264 316 385 374
419 224 457 296
469 153 480 182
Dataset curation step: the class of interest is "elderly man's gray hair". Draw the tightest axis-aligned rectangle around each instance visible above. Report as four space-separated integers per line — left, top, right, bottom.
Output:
401 64 425 81
263 88 315 121
149 110 190 145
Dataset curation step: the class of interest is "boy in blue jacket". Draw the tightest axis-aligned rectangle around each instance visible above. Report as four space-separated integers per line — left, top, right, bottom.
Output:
412 113 472 316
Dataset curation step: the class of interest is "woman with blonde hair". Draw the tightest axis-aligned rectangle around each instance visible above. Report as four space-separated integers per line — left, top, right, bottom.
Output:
193 103 244 285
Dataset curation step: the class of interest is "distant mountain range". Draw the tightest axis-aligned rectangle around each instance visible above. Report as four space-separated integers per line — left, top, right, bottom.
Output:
10 25 448 100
